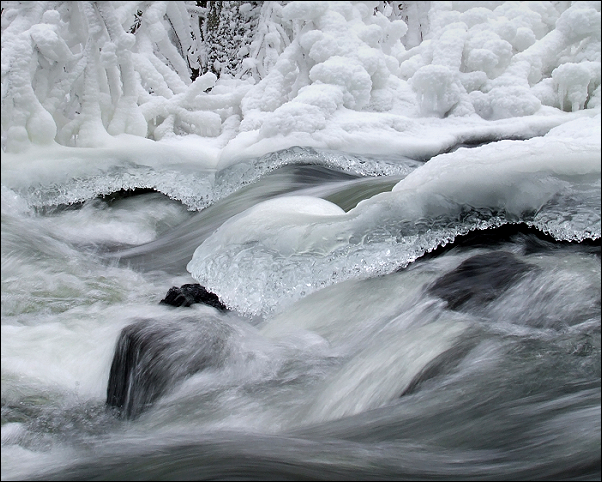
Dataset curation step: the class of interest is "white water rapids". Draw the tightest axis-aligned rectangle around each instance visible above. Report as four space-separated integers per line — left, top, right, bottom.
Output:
1 141 600 480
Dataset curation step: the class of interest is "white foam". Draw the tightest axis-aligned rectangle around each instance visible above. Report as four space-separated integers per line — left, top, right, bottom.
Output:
305 317 467 423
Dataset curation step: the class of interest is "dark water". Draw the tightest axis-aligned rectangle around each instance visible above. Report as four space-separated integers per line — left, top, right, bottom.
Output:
1 150 600 480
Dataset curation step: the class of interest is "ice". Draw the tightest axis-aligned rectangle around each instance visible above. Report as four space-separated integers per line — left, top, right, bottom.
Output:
187 124 600 317
553 62 600 112
1 1 599 155
1 9 600 478
2 1 600 316
188 195 345 266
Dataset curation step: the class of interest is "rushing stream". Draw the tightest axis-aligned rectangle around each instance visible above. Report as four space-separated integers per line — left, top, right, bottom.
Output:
1 144 600 480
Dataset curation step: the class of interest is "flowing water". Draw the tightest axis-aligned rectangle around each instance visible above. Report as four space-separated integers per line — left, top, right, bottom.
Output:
1 145 600 480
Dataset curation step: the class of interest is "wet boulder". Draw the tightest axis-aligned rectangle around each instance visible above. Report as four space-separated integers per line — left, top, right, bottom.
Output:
428 251 536 311
401 337 478 397
106 317 230 419
160 283 227 311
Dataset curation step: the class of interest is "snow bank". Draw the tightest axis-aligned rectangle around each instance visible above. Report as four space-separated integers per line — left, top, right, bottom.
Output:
1 1 600 158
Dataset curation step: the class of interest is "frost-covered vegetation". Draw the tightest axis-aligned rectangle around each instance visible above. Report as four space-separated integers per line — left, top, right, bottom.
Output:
1 1 600 153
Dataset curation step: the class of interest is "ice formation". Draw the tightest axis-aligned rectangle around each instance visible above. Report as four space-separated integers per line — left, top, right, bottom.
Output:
1 1 600 155
2 1 600 317
187 118 600 316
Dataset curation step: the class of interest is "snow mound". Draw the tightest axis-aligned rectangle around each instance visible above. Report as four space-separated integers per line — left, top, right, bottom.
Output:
1 2 599 153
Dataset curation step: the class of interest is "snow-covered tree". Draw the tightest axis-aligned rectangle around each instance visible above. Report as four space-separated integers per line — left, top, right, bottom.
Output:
1 1 600 153
202 1 261 78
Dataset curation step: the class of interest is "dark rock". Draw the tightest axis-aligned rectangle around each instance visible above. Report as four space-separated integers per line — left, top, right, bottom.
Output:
401 337 478 397
415 223 601 261
106 317 230 419
160 283 227 311
428 251 536 311
100 188 157 205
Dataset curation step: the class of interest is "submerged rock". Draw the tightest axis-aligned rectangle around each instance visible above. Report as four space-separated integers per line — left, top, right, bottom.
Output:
428 251 536 311
160 283 227 310
417 224 601 260
401 337 478 397
106 317 230 419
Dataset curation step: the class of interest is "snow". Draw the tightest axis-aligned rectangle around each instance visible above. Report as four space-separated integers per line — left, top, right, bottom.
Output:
1 2 600 203
189 195 345 257
187 112 600 316
1 0 600 319
1 1 599 159
281 1 329 21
